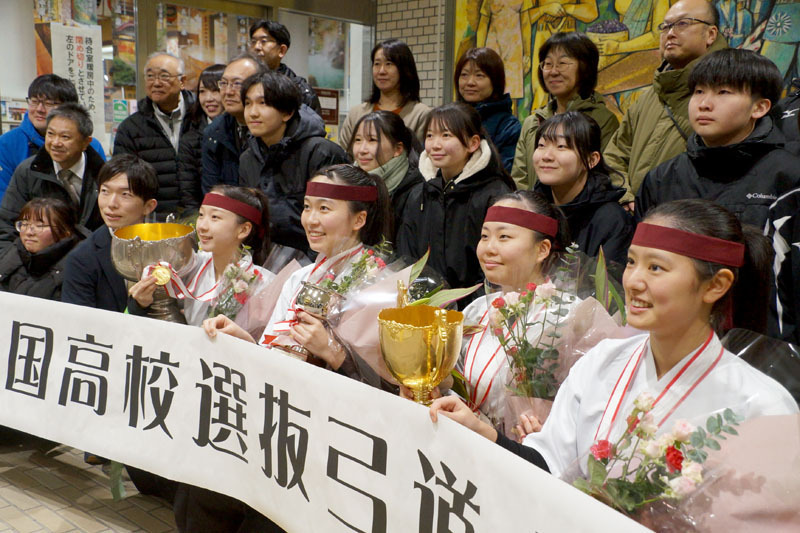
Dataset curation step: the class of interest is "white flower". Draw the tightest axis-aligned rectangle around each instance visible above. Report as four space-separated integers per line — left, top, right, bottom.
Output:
233 279 249 293
634 392 655 412
503 291 520 306
642 438 665 459
667 475 697 498
535 281 557 300
638 411 658 437
681 461 703 484
671 420 694 443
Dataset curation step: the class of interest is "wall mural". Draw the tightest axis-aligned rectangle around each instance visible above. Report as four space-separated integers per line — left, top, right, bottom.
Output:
454 0 800 120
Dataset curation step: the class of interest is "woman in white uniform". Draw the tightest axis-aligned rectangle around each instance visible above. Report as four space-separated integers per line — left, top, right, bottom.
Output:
460 190 577 427
205 164 393 380
429 199 799 476
129 185 275 328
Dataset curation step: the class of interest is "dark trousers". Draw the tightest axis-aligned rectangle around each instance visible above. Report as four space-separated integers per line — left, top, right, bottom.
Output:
173 483 285 533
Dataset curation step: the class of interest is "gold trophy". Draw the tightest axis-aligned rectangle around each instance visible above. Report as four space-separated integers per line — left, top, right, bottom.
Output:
378 299 464 405
111 223 196 323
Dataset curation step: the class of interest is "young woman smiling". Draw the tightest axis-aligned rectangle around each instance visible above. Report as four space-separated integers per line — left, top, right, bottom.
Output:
532 111 633 266
205 164 392 377
396 102 515 299
128 185 274 327
427 199 798 476
347 110 423 234
458 191 577 427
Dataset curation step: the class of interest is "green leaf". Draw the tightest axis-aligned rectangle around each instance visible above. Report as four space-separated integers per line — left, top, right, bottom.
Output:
707 414 721 434
424 284 481 308
690 431 705 449
721 426 739 436
594 248 610 308
723 408 744 424
685 449 704 463
572 477 591 493
587 455 608 486
409 249 430 285
705 438 721 451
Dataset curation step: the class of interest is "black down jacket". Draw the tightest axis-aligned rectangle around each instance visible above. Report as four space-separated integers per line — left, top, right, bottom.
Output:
238 105 347 253
535 172 633 267
0 235 81 300
635 116 800 230
113 90 201 216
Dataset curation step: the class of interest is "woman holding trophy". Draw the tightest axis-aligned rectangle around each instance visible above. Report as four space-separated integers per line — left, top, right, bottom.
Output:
204 164 393 380
428 200 798 477
128 185 274 330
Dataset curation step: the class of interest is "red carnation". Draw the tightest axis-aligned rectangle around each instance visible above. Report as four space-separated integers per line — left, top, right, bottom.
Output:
526 282 537 292
376 258 387 268
492 297 506 308
234 292 247 305
509 346 519 355
590 440 613 461
367 249 374 255
666 445 684 473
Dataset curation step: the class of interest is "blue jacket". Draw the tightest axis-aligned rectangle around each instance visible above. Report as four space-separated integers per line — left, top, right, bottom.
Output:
0 112 106 200
472 94 521 173
201 113 242 194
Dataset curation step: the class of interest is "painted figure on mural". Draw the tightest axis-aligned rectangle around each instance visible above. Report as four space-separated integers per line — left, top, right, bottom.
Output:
716 0 754 47
759 1 800 83
477 0 533 102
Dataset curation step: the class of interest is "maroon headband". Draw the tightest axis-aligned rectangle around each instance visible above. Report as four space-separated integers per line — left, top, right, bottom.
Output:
484 206 559 238
632 223 745 267
306 181 378 202
202 193 264 237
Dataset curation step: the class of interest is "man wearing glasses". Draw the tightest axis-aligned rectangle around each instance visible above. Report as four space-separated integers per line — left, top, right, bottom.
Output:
604 0 726 210
0 74 105 201
113 52 201 217
249 20 322 116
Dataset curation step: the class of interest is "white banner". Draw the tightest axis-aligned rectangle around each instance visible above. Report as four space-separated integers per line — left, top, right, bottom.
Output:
50 22 107 153
0 292 646 532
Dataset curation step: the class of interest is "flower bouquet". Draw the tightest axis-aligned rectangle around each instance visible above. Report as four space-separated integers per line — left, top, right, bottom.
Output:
574 392 744 520
207 257 265 321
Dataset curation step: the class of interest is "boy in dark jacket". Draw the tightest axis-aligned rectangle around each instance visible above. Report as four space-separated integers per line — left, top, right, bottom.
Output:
238 71 346 255
635 49 800 229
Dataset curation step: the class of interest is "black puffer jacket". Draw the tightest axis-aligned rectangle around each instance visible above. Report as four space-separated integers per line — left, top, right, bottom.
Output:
0 146 105 254
389 165 424 240
396 141 513 294
113 90 200 215
535 172 633 266
238 105 347 252
278 63 322 116
200 113 243 194
635 116 800 229
0 235 81 300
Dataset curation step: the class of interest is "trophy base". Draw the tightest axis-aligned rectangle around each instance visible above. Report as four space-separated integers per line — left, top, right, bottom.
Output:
147 288 186 324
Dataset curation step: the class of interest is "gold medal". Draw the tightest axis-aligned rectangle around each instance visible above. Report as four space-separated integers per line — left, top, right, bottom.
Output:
152 265 171 286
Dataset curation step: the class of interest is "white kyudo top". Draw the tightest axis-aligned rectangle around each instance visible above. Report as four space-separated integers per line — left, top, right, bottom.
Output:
260 244 365 345
523 332 799 477
460 290 578 422
179 250 274 327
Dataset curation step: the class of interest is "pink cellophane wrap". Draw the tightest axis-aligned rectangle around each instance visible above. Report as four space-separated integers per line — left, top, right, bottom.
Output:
332 265 413 384
239 260 302 342
501 297 634 438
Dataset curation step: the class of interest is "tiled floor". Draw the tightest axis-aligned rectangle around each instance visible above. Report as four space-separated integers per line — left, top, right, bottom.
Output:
0 427 176 532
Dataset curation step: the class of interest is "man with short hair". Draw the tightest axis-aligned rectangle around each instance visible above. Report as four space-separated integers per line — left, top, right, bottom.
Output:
238 71 346 253
200 52 266 193
249 19 322 115
0 74 105 200
0 103 105 253
604 0 726 207
113 52 200 216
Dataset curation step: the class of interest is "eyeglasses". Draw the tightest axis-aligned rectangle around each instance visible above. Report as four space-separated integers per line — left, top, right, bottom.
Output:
540 60 577 73
26 98 59 110
15 221 51 233
249 37 276 48
657 18 712 33
144 72 182 82
218 80 243 92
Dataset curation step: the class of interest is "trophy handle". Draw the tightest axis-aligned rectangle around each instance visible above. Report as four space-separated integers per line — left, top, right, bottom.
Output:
397 280 408 308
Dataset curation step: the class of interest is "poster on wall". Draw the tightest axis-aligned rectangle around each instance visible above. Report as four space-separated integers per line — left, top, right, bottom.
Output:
453 0 800 120
308 17 345 89
51 22 108 150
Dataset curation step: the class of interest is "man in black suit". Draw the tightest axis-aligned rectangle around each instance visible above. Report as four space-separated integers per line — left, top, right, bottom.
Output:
61 154 158 311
